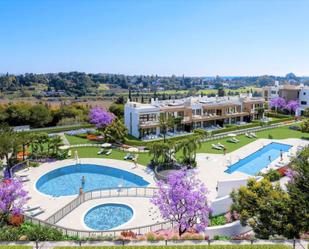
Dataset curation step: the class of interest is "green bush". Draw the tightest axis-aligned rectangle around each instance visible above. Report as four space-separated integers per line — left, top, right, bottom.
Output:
213 235 231 240
209 215 227 226
265 112 292 119
0 222 66 241
262 169 282 182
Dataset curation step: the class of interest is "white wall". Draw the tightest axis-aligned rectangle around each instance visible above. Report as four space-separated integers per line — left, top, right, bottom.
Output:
297 88 309 115
210 195 233 216
217 178 249 198
205 221 251 239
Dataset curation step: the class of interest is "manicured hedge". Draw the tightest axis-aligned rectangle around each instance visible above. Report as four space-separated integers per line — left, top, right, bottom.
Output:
265 112 292 119
54 245 292 249
26 124 94 134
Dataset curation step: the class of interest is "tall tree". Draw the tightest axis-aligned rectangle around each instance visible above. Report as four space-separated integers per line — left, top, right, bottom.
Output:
0 125 19 177
231 178 290 239
159 113 174 142
151 169 211 236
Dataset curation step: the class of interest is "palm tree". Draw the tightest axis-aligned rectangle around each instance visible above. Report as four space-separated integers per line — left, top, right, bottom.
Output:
103 119 128 144
177 136 202 168
0 124 19 177
159 113 174 142
49 136 63 156
149 141 175 166
17 132 33 161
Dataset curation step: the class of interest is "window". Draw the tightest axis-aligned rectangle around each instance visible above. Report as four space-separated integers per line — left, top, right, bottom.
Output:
301 101 307 105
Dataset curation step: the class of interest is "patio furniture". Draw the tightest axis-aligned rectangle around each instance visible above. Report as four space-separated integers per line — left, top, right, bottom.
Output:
25 207 45 217
245 133 253 138
249 132 257 138
212 144 222 150
105 149 112 155
217 142 225 148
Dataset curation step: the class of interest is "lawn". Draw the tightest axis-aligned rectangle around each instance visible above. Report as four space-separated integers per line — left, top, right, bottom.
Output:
54 245 291 249
65 135 99 145
67 125 309 165
73 147 151 166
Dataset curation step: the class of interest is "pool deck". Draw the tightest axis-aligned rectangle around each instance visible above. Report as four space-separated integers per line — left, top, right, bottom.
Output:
56 197 163 231
17 158 156 220
18 138 308 230
195 138 308 200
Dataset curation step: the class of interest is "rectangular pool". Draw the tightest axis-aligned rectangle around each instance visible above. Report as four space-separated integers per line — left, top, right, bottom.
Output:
225 142 292 175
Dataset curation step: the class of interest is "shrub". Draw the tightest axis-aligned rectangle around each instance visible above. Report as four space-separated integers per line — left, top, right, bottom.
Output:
145 232 157 241
209 215 227 226
19 222 64 241
263 169 282 182
213 234 231 240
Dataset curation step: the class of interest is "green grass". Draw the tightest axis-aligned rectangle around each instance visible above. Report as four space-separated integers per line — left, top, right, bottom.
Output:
65 135 98 145
67 125 309 165
73 147 151 166
54 245 292 249
0 247 32 249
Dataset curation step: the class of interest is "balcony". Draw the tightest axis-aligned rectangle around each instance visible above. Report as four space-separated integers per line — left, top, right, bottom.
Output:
139 120 159 128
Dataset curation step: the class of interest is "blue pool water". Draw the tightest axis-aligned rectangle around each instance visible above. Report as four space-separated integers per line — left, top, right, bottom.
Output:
225 142 292 175
36 164 149 196
84 203 133 230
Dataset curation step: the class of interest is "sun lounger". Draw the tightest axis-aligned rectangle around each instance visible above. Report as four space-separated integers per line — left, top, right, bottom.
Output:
232 138 239 143
249 132 257 138
227 138 237 143
124 153 133 160
97 149 104 155
212 144 222 150
23 205 41 212
105 149 112 155
217 143 225 148
245 133 253 138
68 150 72 157
25 208 45 217
19 175 30 182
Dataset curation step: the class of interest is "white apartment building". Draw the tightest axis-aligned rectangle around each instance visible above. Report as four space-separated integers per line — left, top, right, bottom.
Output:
297 87 309 116
125 95 265 139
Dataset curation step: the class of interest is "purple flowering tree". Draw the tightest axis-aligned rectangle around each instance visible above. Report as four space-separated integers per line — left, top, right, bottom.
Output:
89 107 115 129
269 97 286 112
0 178 28 222
285 100 299 115
151 169 212 236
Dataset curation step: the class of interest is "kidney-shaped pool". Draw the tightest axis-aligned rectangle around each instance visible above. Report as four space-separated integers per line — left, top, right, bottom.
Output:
36 164 149 196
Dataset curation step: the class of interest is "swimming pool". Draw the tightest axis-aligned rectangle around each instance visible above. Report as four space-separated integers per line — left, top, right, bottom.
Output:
36 164 149 196
225 142 292 175
84 203 133 230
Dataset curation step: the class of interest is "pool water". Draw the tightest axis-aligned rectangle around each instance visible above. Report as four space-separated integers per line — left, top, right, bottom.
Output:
36 164 149 196
84 203 133 230
225 142 292 175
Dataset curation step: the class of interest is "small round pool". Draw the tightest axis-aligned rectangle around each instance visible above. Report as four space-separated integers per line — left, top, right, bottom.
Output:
84 203 133 230
36 164 149 196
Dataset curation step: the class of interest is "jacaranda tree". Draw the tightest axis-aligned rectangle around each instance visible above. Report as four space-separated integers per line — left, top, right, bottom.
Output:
151 169 211 236
285 100 299 115
269 97 286 112
89 107 115 129
0 178 28 223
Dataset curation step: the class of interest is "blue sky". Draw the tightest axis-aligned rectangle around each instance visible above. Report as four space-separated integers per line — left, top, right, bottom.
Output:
0 0 308 76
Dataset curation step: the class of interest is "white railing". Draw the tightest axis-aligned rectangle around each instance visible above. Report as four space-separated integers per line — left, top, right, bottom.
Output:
24 187 171 238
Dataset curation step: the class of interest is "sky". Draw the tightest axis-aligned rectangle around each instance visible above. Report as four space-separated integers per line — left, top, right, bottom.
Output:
0 0 308 76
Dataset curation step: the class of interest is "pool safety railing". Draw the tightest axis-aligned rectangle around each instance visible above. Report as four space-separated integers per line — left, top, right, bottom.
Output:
25 187 171 238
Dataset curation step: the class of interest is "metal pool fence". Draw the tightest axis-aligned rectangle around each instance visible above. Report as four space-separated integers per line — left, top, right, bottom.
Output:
24 187 174 238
